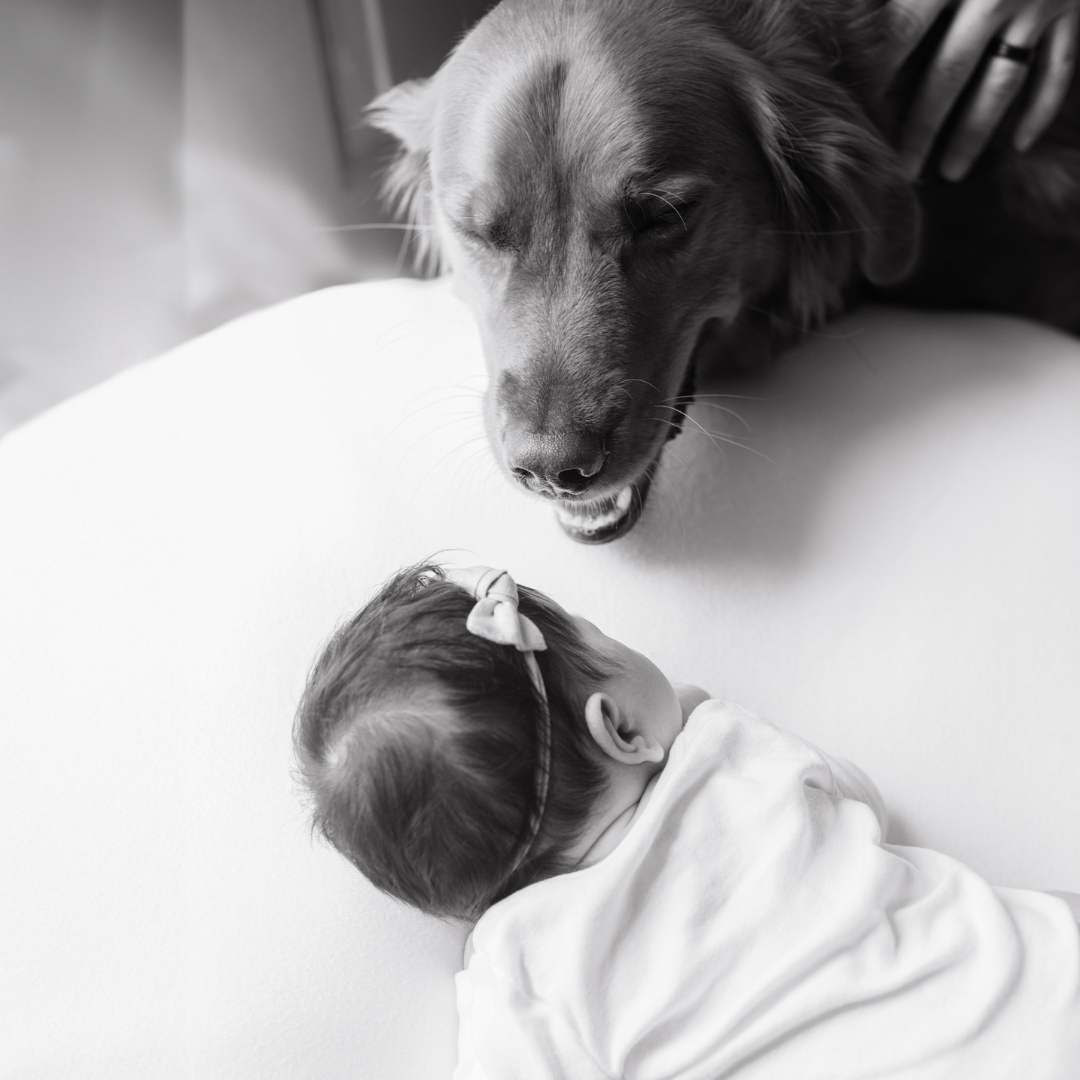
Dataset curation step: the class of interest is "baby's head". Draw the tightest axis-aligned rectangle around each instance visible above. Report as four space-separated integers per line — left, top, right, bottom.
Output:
293 563 686 921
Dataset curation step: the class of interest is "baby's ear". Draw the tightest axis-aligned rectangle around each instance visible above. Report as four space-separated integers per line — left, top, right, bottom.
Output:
584 693 665 765
367 78 444 275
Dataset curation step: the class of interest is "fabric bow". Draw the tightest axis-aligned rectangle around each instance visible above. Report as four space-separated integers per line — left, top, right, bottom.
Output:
446 566 548 655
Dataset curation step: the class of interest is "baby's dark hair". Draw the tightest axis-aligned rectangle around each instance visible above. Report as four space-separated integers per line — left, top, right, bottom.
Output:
293 564 614 921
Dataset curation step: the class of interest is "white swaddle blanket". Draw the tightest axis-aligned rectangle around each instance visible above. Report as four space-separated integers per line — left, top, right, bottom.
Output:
457 703 1080 1079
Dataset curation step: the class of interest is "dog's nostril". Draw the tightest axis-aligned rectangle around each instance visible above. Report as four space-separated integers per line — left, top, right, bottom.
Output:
556 468 593 491
554 444 606 493
511 466 535 483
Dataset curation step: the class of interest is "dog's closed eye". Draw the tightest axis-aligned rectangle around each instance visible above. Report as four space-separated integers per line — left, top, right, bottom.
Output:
624 191 696 239
454 214 520 253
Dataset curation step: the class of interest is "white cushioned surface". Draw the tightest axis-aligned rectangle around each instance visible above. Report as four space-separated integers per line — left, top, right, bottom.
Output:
2 278 1079 1079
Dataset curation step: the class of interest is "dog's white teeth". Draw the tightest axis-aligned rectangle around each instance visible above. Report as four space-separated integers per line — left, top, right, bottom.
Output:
555 486 634 531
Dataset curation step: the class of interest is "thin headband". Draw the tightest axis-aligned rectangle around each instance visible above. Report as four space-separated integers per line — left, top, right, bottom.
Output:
443 566 552 878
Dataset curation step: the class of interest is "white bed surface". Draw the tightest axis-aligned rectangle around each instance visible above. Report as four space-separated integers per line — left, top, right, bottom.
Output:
2 278 1078 1079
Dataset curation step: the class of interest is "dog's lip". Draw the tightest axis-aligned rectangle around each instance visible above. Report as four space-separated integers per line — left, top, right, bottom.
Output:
552 464 659 545
554 483 632 530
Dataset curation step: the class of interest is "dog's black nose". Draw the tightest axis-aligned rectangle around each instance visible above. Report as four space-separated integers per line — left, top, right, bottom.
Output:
506 431 606 496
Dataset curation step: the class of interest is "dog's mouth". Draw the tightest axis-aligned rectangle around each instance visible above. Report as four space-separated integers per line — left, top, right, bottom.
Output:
553 470 657 545
552 348 700 544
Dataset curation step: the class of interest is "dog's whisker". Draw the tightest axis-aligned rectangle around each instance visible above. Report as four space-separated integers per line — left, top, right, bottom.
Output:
621 377 663 392
688 402 755 426
641 190 688 231
404 438 489 488
393 379 486 418
653 413 772 463
688 401 763 422
367 329 429 357
673 419 732 464
478 455 506 524
450 443 493 500
389 400 484 437
425 383 487 398
705 432 776 464
620 377 667 399
740 302 869 343
413 448 470 499
361 325 422 358
650 417 731 462
683 402 755 428
414 435 492 497
650 419 683 437
651 415 709 435
681 413 741 454
447 433 492 450
740 302 814 334
658 442 696 482
406 401 485 420
448 441 486 481
650 411 720 437
418 418 488 443
694 392 770 402
391 416 481 445
759 225 885 237
401 393 484 415
314 223 435 233
653 188 691 206
661 447 695 508
658 391 766 406
649 466 691 550
653 401 753 433
473 455 505 518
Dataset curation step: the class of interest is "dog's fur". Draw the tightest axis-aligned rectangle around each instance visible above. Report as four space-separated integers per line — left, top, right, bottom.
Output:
371 0 1080 542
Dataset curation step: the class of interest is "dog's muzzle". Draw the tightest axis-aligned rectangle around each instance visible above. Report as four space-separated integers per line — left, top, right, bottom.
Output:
549 361 697 544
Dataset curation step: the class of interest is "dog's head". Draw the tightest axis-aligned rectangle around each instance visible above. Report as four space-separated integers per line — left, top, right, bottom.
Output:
371 0 918 542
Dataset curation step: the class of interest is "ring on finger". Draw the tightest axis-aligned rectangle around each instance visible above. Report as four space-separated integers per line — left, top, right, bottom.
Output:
987 37 1036 65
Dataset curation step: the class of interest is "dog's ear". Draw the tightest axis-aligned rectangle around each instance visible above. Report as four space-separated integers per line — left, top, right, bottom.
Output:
367 78 444 275
738 64 920 325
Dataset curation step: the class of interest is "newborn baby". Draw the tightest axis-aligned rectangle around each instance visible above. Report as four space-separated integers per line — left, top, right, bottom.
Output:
293 563 1080 1078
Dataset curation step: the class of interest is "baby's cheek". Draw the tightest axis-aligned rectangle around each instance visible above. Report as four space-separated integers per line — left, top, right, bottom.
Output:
675 683 711 722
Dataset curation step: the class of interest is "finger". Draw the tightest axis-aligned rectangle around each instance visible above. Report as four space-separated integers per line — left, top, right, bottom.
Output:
884 0 955 75
897 0 1021 178
1015 8 1079 149
939 12 1042 178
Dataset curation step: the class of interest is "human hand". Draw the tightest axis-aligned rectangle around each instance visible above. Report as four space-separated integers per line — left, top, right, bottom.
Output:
886 0 1079 180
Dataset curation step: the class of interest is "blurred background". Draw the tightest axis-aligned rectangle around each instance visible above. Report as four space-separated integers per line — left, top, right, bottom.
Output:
0 0 490 437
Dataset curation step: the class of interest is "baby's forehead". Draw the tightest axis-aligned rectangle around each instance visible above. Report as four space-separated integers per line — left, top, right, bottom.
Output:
570 612 616 648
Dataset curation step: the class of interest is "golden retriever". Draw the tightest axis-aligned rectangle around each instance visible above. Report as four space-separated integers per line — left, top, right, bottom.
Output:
371 0 1080 542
